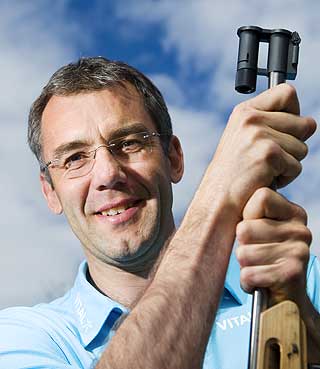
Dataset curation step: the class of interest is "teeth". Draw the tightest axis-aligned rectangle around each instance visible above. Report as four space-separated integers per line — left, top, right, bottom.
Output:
101 204 130 216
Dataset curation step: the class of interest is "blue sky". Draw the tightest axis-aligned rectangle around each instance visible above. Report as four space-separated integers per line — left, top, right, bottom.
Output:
1 0 320 308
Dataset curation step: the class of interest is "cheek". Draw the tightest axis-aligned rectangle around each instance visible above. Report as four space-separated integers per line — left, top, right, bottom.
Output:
133 163 172 203
147 166 173 215
132 151 171 185
56 180 89 220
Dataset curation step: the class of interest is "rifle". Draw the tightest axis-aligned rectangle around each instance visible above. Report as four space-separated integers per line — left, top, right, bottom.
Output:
235 26 320 369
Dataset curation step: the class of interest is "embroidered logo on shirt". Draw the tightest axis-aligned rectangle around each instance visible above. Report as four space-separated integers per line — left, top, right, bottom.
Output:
74 293 94 333
216 311 251 330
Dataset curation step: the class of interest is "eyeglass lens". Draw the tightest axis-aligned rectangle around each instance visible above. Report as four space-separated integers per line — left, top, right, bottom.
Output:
63 132 157 179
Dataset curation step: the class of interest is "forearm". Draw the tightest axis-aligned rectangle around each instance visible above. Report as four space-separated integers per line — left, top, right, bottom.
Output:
96 191 239 369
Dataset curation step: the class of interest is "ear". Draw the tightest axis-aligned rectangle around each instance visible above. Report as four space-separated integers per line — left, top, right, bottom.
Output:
167 135 184 184
40 173 63 214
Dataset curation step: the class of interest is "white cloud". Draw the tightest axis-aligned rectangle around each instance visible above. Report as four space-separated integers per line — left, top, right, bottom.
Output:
151 74 186 106
0 1 84 309
170 106 223 220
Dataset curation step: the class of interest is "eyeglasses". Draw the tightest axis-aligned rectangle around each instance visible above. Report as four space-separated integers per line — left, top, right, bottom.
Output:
43 131 170 179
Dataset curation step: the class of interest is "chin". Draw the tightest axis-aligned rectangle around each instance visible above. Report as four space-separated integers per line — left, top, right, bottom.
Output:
99 235 161 271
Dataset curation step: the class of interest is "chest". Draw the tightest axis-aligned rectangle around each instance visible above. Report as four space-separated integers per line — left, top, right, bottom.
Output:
203 300 252 369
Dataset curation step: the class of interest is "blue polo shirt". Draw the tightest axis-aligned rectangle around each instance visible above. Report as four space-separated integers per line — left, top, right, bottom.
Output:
1 253 319 369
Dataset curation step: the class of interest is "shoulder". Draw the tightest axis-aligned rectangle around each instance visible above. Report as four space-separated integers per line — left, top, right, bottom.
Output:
0 305 59 346
0 297 85 368
0 296 75 337
1 290 76 332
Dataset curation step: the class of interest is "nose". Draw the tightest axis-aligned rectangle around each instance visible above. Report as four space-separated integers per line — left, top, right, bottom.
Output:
90 145 127 190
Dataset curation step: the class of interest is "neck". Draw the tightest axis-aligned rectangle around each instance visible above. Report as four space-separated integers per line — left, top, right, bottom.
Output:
85 238 170 308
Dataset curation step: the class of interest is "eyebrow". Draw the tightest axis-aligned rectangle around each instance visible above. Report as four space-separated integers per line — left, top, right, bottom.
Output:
51 122 150 159
108 123 150 140
52 141 90 160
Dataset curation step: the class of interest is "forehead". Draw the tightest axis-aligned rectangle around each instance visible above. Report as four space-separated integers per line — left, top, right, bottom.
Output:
41 87 156 159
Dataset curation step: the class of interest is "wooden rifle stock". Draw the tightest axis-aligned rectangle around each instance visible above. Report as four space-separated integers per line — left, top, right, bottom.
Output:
253 298 320 368
255 299 307 368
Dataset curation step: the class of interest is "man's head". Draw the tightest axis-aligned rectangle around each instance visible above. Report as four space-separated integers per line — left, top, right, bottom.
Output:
28 57 184 272
28 57 173 182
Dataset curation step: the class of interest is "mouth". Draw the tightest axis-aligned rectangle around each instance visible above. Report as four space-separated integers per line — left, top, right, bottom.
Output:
96 199 143 218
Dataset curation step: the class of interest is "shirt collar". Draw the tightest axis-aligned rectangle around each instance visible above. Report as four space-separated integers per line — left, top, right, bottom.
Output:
224 251 248 305
70 261 129 347
71 252 246 346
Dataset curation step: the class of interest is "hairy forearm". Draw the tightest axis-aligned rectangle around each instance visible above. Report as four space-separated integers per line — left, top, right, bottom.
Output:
96 191 239 369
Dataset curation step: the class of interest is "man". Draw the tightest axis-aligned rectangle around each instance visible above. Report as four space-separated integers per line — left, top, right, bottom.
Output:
0 57 319 368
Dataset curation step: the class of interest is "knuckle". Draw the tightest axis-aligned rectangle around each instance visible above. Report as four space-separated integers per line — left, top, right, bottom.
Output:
241 110 261 129
285 258 306 283
299 227 312 245
299 142 308 160
248 125 267 146
235 246 244 265
240 268 254 292
231 102 246 118
292 203 308 224
254 187 272 206
293 160 303 178
294 141 309 161
300 116 316 141
289 240 310 262
236 222 251 244
233 104 261 128
233 100 250 114
264 140 281 159
282 83 297 100
308 116 317 133
236 245 253 267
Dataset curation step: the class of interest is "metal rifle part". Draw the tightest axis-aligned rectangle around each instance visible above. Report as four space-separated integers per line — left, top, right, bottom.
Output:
235 26 301 93
235 26 301 369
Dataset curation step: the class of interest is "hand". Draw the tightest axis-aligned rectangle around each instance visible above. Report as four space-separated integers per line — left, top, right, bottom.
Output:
204 83 316 219
235 187 312 306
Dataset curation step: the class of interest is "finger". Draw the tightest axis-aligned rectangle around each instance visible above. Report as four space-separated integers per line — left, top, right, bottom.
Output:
251 141 302 187
254 111 316 142
276 148 304 187
236 239 310 268
242 188 307 223
242 111 312 161
236 242 288 267
249 112 311 160
271 129 308 161
264 112 317 142
240 257 307 295
245 83 300 115
236 219 312 245
240 263 281 293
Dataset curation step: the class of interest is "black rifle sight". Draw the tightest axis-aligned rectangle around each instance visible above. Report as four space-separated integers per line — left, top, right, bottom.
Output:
235 26 301 93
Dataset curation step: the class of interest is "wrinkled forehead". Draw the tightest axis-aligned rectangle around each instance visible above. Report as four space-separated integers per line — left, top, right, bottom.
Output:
40 86 156 160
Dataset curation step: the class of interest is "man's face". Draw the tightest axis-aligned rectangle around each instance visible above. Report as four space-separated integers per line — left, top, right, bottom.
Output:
40 87 183 270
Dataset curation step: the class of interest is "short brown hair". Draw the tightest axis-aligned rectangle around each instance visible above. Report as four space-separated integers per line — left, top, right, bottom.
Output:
28 57 173 172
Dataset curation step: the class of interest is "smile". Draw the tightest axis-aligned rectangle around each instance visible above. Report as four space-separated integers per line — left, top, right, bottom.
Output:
100 201 139 216
96 199 143 221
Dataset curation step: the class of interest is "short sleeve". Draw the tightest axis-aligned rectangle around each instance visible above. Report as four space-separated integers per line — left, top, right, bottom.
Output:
0 308 82 369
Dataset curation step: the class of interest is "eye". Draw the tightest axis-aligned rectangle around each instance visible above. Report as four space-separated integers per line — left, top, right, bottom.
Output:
112 133 148 154
64 152 89 169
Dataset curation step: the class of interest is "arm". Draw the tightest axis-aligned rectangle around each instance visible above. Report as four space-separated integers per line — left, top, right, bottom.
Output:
236 187 320 363
96 84 316 369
